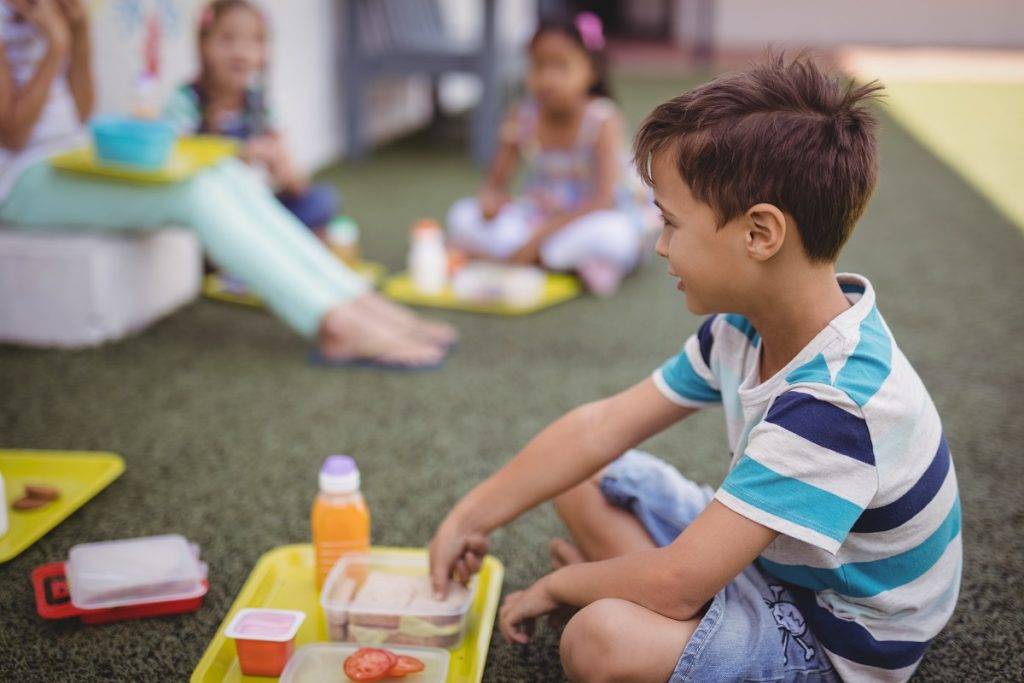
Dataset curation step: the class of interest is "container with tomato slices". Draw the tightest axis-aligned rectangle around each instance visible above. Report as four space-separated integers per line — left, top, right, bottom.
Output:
280 642 449 682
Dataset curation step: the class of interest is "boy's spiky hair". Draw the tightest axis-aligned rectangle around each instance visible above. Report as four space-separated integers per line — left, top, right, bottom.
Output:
634 54 884 262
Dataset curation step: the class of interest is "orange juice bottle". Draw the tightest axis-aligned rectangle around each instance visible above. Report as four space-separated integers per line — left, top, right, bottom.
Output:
312 455 370 587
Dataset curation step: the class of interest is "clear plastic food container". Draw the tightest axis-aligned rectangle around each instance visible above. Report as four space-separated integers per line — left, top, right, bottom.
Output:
65 534 207 610
320 553 475 649
225 608 306 677
280 642 449 683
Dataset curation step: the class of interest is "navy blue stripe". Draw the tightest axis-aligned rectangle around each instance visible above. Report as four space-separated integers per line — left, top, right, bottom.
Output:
786 583 930 669
766 391 875 466
841 282 866 294
852 435 951 533
696 315 716 367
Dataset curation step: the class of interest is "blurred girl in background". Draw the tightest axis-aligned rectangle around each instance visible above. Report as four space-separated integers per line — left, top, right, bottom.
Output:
164 0 340 234
447 13 651 296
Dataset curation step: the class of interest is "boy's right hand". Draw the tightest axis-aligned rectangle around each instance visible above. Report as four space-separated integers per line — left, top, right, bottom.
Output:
428 513 490 599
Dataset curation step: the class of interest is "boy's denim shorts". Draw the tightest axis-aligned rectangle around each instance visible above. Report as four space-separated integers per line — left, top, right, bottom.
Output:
600 450 841 683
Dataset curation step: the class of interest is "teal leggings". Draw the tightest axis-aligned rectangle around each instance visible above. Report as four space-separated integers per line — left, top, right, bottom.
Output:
0 159 367 337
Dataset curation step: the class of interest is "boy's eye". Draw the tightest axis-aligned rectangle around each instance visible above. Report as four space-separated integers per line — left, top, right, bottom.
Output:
660 214 674 228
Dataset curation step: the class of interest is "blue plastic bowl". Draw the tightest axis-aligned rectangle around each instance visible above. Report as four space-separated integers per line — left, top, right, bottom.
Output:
91 116 176 169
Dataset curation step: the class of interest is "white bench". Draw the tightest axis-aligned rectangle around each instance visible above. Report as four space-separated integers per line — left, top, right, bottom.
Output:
0 227 201 348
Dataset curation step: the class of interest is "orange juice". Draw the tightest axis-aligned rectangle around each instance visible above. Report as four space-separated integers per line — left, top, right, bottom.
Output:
312 455 370 587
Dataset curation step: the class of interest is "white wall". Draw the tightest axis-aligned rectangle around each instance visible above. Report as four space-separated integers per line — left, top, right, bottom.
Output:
673 0 1024 50
88 0 535 173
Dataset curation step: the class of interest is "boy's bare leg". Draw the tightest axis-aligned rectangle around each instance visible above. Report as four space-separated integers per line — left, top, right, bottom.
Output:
561 598 697 682
552 472 656 562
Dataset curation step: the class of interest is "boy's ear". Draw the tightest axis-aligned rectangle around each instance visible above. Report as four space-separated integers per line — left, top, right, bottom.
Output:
744 203 787 261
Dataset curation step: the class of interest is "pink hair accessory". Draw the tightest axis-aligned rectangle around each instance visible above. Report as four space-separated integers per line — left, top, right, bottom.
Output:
575 12 604 51
199 5 215 29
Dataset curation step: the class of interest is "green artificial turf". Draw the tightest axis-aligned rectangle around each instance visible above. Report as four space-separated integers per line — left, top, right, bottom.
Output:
882 80 1024 234
1 74 1022 681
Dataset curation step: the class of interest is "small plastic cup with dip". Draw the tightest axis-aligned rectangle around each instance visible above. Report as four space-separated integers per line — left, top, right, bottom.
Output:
225 608 306 677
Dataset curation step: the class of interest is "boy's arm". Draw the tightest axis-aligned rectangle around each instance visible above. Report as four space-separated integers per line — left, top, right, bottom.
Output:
499 501 778 642
429 377 695 595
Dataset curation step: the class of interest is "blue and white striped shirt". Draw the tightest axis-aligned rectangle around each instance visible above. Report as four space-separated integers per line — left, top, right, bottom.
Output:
653 273 961 682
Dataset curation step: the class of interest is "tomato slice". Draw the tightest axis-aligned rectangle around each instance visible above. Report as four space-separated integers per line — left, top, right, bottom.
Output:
389 655 426 677
343 648 397 682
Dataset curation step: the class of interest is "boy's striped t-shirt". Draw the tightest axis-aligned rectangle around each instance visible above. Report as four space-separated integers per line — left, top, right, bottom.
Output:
653 274 961 682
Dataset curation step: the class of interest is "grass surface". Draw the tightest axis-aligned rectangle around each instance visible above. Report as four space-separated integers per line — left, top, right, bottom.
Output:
1 74 1023 681
882 80 1024 233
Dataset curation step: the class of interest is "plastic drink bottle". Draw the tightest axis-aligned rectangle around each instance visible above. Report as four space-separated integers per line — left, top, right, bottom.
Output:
409 219 448 295
312 455 371 587
132 13 162 119
326 216 361 267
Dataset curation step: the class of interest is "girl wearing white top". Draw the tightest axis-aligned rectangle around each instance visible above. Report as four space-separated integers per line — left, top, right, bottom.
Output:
0 0 455 368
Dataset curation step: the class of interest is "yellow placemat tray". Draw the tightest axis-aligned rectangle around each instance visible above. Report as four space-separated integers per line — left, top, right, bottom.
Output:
0 449 125 563
384 271 582 315
203 261 387 308
50 135 237 184
191 545 503 683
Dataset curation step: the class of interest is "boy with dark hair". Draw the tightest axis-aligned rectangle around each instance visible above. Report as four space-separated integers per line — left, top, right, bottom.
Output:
429 55 960 682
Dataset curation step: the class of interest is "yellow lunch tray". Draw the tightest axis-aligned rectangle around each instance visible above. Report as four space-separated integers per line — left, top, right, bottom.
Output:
0 449 125 563
191 545 503 683
383 271 582 315
50 135 237 184
203 261 387 308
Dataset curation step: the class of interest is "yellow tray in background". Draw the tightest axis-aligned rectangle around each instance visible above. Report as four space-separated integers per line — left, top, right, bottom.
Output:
191 545 503 683
50 135 237 184
384 271 582 315
0 450 125 563
203 261 387 308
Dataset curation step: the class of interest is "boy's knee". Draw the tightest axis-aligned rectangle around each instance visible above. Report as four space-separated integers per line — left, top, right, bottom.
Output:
560 599 632 682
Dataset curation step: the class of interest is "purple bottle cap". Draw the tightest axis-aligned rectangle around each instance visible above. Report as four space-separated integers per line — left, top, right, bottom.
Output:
322 455 357 475
319 455 360 493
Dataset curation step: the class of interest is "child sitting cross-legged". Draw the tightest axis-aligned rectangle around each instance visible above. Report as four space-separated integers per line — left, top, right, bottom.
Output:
428 55 961 682
446 13 651 297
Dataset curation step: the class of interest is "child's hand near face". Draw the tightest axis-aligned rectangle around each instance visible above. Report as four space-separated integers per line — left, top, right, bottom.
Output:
10 0 70 49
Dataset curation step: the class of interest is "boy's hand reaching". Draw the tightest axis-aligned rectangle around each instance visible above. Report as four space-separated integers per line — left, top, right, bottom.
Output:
428 514 489 599
499 575 559 644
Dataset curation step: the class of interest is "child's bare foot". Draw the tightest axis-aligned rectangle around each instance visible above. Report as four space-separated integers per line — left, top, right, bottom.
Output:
577 259 626 298
357 293 459 348
318 298 446 368
549 538 586 570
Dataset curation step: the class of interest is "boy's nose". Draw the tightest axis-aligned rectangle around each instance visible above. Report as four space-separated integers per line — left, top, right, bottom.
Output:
654 231 669 258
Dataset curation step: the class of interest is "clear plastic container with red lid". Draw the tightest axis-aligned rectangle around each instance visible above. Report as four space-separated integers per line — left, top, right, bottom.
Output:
66 534 206 609
32 534 208 625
